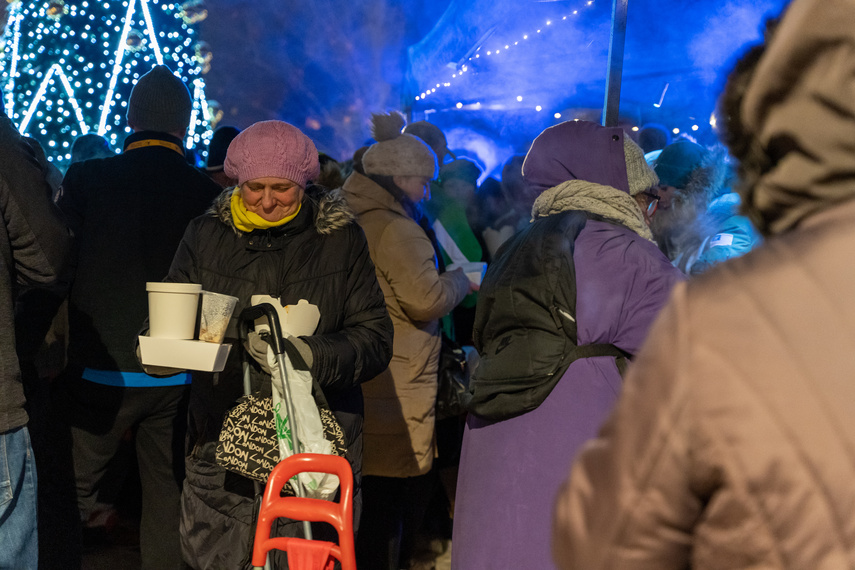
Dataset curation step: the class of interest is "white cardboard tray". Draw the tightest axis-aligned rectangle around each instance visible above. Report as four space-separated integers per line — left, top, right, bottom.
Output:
139 336 231 372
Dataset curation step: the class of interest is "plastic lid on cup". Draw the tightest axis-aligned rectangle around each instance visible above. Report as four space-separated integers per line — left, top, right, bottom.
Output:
146 282 202 293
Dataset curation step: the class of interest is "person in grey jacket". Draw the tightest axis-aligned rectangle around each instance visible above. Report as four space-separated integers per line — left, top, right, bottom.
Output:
0 101 72 569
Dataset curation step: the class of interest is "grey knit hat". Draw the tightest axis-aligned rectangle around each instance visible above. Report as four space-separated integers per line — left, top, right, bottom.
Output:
126 65 192 133
403 121 455 161
363 112 438 179
623 137 658 196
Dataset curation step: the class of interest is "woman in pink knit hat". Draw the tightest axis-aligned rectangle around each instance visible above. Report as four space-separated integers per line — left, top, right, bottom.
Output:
156 120 394 569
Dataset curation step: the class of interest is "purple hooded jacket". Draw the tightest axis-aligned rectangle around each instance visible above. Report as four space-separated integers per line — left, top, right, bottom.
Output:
452 122 683 569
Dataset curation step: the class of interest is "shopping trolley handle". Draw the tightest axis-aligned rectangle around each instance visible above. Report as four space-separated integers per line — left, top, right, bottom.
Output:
237 303 286 355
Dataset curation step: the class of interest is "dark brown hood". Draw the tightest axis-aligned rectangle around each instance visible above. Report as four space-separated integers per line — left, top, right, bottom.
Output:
740 0 855 236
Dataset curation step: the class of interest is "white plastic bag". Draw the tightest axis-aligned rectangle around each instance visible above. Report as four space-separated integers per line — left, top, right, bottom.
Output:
266 340 340 500
249 295 338 499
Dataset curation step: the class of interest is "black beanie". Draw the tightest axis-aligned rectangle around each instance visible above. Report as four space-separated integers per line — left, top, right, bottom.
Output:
126 65 192 134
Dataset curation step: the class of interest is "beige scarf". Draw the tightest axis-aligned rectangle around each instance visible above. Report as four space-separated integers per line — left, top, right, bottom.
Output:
531 180 654 242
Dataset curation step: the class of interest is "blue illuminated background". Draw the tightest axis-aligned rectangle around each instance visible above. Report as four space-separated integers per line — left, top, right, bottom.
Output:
2 0 790 176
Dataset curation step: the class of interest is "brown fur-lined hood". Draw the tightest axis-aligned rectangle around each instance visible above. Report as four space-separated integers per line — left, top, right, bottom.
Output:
207 184 356 236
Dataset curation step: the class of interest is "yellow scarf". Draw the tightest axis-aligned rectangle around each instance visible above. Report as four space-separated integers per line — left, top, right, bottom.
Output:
230 188 301 232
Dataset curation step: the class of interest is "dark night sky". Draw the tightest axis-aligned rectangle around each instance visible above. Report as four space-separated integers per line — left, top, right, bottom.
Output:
198 0 452 158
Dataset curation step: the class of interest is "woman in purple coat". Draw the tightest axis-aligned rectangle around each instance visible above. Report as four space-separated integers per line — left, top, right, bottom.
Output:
452 120 684 569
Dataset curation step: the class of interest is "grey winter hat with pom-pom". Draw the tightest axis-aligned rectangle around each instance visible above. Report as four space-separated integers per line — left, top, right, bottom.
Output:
362 111 438 179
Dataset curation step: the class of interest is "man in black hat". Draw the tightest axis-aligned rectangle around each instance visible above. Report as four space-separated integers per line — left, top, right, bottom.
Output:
54 64 220 569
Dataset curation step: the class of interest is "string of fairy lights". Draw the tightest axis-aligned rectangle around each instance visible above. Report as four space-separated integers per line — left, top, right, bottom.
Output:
414 1 600 107
414 0 714 137
0 0 213 164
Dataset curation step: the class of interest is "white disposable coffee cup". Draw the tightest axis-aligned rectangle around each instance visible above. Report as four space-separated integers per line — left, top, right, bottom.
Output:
146 282 202 339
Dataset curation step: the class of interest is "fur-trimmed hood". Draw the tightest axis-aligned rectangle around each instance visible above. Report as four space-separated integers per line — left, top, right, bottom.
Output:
208 184 355 236
650 144 732 262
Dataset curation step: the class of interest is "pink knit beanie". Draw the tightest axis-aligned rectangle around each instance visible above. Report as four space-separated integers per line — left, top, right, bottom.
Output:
224 120 320 187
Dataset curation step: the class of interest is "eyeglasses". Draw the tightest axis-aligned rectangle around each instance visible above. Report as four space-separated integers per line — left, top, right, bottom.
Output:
639 191 660 216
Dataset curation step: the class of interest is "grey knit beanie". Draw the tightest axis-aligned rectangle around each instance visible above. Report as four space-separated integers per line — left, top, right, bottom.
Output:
623 136 659 196
403 120 455 162
126 65 192 133
362 112 438 179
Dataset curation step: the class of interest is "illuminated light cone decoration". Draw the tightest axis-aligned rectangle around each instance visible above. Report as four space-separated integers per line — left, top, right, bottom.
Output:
0 0 214 167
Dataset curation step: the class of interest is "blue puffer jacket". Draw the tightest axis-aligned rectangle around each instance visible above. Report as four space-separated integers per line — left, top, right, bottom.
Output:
688 193 762 274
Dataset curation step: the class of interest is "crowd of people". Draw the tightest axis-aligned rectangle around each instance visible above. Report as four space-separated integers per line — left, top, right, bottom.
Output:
2 0 854 568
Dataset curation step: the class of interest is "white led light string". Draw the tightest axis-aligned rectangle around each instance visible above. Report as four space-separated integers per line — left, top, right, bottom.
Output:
19 63 88 137
57 67 90 137
3 11 23 117
415 0 713 136
189 78 203 148
98 0 141 135
140 0 165 65
415 1 599 106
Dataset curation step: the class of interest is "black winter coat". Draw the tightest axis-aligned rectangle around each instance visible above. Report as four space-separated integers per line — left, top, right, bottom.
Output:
166 186 393 570
57 131 221 373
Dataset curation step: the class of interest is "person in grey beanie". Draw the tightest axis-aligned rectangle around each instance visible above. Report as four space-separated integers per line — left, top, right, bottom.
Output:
43 64 221 569
343 111 472 570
